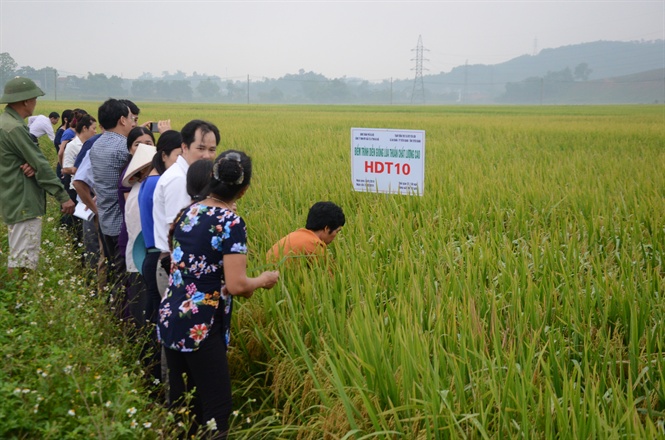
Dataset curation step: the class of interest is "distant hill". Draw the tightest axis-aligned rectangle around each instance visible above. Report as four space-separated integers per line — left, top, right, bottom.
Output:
404 40 665 104
3 39 662 104
493 40 664 81
561 68 665 104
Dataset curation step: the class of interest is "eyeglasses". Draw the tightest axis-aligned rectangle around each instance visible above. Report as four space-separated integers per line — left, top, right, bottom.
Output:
125 113 138 123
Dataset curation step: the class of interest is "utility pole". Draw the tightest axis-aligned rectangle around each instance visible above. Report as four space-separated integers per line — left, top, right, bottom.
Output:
463 60 468 104
411 35 429 104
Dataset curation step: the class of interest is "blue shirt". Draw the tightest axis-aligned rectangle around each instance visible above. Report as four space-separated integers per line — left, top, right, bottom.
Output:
74 133 101 169
53 127 64 154
138 175 159 248
61 128 75 143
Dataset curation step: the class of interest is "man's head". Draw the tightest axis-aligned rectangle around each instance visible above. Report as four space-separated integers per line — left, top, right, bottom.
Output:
49 112 60 125
1 77 45 118
180 119 220 164
120 99 140 123
97 98 135 136
306 202 346 245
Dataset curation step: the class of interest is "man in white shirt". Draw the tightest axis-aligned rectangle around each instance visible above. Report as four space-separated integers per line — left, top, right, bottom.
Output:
152 119 220 254
152 120 219 301
28 112 59 142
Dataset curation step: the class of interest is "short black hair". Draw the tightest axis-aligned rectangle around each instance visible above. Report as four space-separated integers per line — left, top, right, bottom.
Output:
305 202 345 232
97 98 130 130
181 119 220 148
120 99 140 116
49 112 59 119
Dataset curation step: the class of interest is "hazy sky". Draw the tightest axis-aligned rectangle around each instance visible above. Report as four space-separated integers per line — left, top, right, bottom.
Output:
1 1 663 82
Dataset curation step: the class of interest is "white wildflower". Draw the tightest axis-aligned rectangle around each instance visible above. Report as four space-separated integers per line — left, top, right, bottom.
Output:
206 418 217 430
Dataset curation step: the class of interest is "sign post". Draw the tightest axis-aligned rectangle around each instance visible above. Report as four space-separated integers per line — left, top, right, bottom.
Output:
351 128 425 196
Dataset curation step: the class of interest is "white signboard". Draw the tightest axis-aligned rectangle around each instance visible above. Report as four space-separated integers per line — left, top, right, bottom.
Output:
351 128 425 195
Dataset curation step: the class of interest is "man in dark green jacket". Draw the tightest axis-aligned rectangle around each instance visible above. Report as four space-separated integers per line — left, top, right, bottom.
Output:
0 77 74 274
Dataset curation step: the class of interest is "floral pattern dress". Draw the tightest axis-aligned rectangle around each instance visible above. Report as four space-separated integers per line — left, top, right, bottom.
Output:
157 203 247 352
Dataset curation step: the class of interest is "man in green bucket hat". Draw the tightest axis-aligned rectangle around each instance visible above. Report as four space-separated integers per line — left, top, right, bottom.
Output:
0 77 75 275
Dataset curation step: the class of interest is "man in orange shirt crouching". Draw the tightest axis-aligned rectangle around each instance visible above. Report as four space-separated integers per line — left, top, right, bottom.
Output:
267 201 345 264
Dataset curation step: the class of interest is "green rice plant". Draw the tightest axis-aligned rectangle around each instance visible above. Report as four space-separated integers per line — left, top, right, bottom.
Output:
2 103 664 438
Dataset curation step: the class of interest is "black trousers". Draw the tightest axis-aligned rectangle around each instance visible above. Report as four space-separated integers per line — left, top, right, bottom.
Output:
102 233 127 316
164 322 232 439
142 251 163 324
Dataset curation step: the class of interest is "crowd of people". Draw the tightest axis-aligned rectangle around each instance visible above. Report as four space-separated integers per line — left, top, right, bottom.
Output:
0 77 345 438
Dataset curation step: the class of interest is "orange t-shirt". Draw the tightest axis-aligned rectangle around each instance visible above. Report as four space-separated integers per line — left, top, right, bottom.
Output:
266 228 326 264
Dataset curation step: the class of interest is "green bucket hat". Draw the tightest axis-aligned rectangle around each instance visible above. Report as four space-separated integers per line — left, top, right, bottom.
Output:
0 77 45 104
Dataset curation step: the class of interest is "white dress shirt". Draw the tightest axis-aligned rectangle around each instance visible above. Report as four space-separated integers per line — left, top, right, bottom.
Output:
152 155 190 252
28 115 55 141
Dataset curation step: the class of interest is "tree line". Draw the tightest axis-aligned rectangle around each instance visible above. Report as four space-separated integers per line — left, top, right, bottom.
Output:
2 51 660 105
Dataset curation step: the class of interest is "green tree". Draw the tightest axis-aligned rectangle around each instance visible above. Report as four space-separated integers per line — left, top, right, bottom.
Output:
160 80 192 102
224 80 245 103
82 73 125 98
196 79 221 102
0 52 18 87
258 87 284 103
574 62 592 81
131 79 158 100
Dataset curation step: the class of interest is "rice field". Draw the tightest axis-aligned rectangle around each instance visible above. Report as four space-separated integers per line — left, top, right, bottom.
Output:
1 103 664 438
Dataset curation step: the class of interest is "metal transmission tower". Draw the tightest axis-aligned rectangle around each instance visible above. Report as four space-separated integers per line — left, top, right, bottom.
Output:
411 35 429 104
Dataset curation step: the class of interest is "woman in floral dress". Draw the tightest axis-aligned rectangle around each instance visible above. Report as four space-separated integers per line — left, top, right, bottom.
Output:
157 150 279 438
